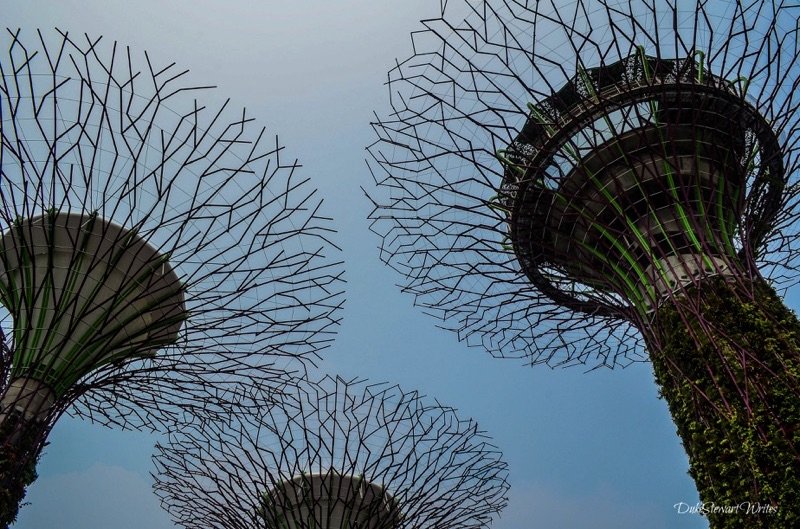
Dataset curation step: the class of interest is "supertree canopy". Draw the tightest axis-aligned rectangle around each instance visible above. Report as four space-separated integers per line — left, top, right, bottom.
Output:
0 28 344 523
367 1 800 526
153 375 510 529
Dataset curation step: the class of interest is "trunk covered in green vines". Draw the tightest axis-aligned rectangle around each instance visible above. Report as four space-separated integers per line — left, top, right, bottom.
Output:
646 277 800 528
0 413 44 528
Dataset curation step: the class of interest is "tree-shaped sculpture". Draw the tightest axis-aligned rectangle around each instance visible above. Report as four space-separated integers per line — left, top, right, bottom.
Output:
0 28 344 524
153 375 509 529
367 1 800 526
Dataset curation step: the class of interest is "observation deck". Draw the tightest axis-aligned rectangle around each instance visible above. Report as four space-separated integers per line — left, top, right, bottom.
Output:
499 52 783 314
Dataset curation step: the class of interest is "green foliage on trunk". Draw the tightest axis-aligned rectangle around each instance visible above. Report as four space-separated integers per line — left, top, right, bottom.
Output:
0 413 43 529
648 277 800 528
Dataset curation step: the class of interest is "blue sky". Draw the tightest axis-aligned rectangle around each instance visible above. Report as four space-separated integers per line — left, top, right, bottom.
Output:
4 1 709 528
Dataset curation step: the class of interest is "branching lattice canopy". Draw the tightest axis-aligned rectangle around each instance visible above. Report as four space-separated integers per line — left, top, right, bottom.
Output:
0 28 345 430
367 0 800 368
153 375 510 529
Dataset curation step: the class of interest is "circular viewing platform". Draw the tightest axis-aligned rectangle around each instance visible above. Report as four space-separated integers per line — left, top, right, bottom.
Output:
498 52 783 314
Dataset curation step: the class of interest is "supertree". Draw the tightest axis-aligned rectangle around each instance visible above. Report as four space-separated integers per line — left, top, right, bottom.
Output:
153 374 509 529
367 1 800 526
0 28 344 524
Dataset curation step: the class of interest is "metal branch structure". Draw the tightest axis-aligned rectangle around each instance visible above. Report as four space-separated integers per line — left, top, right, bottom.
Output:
0 28 344 524
367 1 800 526
153 375 509 529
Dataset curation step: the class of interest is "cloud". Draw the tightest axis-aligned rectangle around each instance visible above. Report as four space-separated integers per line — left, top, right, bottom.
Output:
14 463 174 529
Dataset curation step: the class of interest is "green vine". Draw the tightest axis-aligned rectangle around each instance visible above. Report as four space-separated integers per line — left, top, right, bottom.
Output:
647 277 800 528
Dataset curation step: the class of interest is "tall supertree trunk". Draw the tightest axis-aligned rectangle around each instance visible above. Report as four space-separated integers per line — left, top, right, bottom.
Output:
0 413 46 528
647 277 800 527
